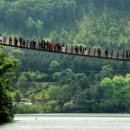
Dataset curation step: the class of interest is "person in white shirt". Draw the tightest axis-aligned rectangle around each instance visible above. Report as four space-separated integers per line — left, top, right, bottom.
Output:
84 45 88 55
0 34 3 44
61 43 66 52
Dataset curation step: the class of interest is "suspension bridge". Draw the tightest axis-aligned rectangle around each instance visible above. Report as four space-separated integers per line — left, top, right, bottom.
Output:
0 37 129 62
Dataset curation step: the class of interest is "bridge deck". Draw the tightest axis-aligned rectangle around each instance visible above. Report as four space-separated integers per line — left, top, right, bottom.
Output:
0 43 129 62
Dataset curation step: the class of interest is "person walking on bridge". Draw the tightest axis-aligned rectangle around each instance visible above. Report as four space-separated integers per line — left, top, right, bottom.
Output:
14 36 18 46
0 34 3 44
9 37 12 45
105 49 108 57
3 36 6 44
97 48 101 57
19 37 23 47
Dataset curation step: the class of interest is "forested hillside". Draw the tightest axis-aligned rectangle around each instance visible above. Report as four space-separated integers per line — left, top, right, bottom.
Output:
1 0 130 47
0 0 130 114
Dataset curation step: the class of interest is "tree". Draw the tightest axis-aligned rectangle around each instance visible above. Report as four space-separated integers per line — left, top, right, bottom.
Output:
17 71 47 93
49 60 60 71
47 86 61 100
17 74 28 93
9 49 24 62
30 94 35 104
100 77 114 99
41 90 46 103
112 76 126 90
63 101 74 112
14 91 21 103
50 29 73 43
98 65 114 80
53 72 61 81
0 52 17 123
35 20 44 39
26 17 36 37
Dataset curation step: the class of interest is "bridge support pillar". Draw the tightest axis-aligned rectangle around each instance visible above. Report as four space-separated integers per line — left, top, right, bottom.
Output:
117 51 119 59
71 46 73 54
94 49 96 56
82 47 85 55
122 52 124 59
111 51 113 59
129 52 130 59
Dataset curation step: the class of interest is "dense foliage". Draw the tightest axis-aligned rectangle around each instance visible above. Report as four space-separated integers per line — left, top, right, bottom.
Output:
8 49 130 113
0 49 17 123
0 0 130 48
0 0 130 114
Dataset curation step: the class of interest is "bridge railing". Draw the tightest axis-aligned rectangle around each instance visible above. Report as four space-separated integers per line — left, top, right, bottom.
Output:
65 45 128 60
0 36 130 60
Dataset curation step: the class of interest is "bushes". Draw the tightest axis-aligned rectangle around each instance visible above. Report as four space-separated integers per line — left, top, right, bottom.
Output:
14 104 43 114
0 106 14 123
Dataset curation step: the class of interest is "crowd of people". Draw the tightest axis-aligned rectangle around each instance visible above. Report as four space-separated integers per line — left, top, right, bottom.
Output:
0 35 88 54
0 34 129 59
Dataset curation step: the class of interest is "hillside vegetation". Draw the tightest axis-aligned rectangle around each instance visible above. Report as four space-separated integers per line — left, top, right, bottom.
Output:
0 0 130 116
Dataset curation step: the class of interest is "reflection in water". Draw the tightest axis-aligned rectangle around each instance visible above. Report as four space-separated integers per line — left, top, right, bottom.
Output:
0 114 130 130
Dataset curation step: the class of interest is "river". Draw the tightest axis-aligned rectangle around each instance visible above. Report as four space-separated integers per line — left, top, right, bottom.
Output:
0 114 130 130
